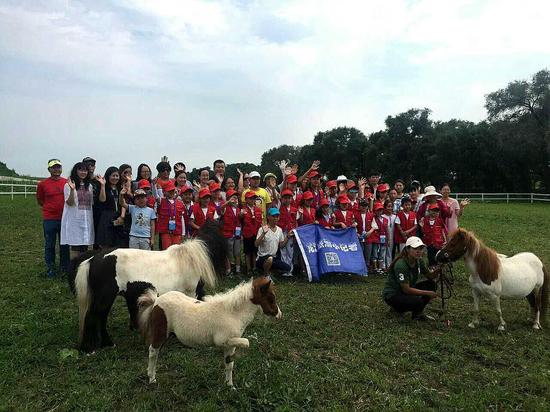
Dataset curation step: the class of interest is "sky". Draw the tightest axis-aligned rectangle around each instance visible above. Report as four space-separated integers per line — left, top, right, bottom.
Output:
1 0 549 177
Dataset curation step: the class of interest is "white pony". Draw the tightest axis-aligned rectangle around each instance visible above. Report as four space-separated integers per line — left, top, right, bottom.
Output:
136 276 282 388
436 228 548 330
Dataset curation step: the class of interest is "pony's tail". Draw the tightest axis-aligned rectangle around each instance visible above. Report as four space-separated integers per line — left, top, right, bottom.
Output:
74 259 92 345
541 264 549 319
137 287 158 342
67 250 96 294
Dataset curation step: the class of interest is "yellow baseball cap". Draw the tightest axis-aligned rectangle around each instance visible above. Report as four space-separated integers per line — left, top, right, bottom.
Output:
47 159 62 168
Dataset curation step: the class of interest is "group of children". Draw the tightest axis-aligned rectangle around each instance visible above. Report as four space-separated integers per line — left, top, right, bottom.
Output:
48 156 465 278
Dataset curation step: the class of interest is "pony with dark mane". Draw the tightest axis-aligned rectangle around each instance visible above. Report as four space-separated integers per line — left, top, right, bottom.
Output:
436 228 548 330
68 220 226 353
135 276 282 388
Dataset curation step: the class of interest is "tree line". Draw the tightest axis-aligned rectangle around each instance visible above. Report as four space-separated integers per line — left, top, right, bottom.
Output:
188 69 550 193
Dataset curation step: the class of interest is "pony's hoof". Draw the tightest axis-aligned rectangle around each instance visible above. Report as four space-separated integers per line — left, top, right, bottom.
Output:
468 322 476 329
533 323 541 330
497 325 505 331
149 378 157 384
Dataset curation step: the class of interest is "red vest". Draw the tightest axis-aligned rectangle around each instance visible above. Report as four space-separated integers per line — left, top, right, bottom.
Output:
182 201 194 238
422 216 446 248
157 198 184 234
221 204 241 239
356 211 372 241
367 214 387 244
242 206 262 238
317 214 333 228
299 207 316 226
278 205 298 231
310 188 324 209
394 210 417 244
192 203 217 229
334 209 355 228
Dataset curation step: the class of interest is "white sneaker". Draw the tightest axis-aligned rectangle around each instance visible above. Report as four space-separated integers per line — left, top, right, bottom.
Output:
281 272 294 277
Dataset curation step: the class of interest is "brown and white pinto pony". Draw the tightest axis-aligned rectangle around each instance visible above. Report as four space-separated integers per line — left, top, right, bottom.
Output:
136 276 282 388
436 228 548 330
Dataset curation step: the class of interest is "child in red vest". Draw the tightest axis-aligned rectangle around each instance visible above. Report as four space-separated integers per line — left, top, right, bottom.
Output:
394 196 417 252
298 191 316 225
307 170 324 209
241 191 262 275
220 189 242 276
190 188 218 233
156 180 184 249
367 201 387 274
420 203 447 266
333 194 356 229
347 181 360 214
355 198 372 267
315 198 334 228
278 189 298 277
179 186 194 239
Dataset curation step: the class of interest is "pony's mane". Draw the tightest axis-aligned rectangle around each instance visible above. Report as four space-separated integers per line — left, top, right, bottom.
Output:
203 279 254 310
462 229 501 285
166 240 217 289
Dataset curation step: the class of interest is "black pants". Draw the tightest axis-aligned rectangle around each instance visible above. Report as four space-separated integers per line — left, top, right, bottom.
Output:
385 279 436 316
256 254 291 273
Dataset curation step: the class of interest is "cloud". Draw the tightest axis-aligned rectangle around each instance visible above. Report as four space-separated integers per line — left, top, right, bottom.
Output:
1 0 549 176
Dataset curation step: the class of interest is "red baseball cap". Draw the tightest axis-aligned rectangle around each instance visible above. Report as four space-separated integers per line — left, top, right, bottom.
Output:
286 175 298 184
138 179 151 189
428 203 440 210
326 180 337 188
180 186 193 193
281 189 294 197
209 182 221 192
199 188 211 198
245 191 258 199
337 194 350 204
378 183 389 192
373 201 384 210
164 180 176 192
307 170 320 178
302 191 314 200
319 198 329 207
347 181 356 190
226 189 238 198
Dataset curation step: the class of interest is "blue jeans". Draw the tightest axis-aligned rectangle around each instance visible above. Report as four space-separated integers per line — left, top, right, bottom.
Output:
43 220 69 274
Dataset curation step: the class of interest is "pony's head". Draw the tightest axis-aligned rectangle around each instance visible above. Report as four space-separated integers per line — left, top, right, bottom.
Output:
251 277 282 319
436 228 476 263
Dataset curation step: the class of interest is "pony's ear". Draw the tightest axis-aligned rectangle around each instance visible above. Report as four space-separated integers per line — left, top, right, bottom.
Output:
260 279 272 293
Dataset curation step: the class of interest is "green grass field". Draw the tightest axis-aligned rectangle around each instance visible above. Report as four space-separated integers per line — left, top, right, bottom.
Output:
1 198 549 411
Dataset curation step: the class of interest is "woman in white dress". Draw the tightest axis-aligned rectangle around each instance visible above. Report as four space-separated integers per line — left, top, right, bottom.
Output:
61 162 96 260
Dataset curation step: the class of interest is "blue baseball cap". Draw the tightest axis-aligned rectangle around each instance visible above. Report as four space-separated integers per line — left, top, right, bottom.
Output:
267 207 280 216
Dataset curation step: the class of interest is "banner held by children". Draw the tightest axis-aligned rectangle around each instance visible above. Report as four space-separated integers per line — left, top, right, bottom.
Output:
294 224 368 282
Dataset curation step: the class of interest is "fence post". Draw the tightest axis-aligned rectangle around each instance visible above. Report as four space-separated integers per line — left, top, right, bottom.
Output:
481 193 484 202
506 193 509 204
24 184 27 198
530 193 533 204
11 183 14 200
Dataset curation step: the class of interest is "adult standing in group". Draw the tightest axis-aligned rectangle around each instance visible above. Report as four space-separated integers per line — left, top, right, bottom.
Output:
212 159 226 185
95 167 122 248
440 183 470 233
133 163 153 191
83 156 101 249
382 236 441 321
60 162 95 260
241 171 272 223
36 159 69 278
416 186 451 220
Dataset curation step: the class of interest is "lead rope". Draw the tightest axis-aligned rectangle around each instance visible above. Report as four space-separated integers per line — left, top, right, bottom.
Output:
438 263 454 323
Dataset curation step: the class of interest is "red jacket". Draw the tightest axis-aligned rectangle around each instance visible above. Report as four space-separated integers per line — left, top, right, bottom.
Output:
421 216 447 249
182 201 194 238
157 198 184 234
334 209 355 228
191 203 217 229
242 205 262 238
348 200 360 215
299 207 316 226
310 188 324 209
356 211 372 241
367 214 387 244
317 213 334 228
278 205 298 232
220 204 241 239
394 210 417 244
417 199 451 221
36 177 67 220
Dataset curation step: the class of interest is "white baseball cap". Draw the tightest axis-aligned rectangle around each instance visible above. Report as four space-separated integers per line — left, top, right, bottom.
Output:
405 236 426 249
249 171 261 179
336 175 348 182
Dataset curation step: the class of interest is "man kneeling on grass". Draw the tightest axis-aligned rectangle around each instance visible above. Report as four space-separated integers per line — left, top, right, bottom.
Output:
255 208 292 277
382 236 442 321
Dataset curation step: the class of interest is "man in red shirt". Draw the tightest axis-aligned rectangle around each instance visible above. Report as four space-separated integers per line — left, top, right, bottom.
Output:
36 159 69 278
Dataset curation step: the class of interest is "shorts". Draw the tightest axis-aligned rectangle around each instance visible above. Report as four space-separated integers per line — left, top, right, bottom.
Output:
226 237 241 260
129 236 151 250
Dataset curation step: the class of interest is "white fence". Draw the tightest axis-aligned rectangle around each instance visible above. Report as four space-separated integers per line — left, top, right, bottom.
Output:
1 182 549 203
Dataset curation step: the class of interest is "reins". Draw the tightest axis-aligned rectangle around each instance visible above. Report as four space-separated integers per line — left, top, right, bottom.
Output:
438 262 455 315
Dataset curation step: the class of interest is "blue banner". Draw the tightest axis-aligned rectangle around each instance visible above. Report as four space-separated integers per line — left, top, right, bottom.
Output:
293 224 368 282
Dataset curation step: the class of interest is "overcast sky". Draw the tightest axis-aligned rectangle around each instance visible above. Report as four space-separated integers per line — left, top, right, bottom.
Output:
1 0 549 177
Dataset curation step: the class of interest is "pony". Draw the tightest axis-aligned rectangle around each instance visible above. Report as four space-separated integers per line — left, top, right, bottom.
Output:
68 220 226 353
136 276 282 388
436 228 548 330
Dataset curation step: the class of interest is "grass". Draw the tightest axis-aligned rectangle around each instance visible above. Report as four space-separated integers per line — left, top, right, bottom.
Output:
0 198 549 411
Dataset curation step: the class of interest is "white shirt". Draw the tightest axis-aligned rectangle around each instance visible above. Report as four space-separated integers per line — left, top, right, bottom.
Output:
256 226 285 257
60 183 95 246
